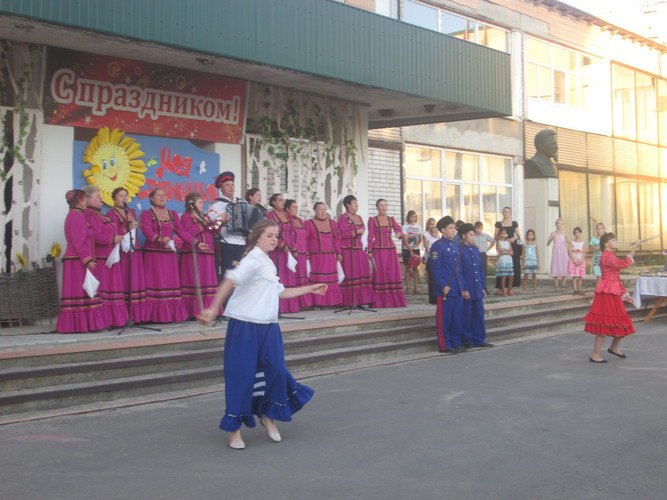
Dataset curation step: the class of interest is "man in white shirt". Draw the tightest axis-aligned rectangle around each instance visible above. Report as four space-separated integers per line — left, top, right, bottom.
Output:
209 171 246 279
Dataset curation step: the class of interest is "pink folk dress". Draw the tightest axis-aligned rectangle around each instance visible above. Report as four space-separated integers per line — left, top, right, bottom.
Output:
140 207 194 323
568 240 586 277
292 216 313 309
267 209 301 313
179 211 220 318
367 216 407 308
55 208 111 333
85 208 129 327
305 217 343 307
337 212 375 306
106 206 149 323
549 232 569 278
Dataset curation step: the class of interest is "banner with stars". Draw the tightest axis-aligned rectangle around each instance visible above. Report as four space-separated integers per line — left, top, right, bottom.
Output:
44 47 247 144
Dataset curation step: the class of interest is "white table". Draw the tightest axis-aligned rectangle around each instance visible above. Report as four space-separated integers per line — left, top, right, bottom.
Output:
633 276 667 323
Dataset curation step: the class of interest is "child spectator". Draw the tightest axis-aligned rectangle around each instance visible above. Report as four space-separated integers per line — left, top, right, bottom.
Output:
473 221 495 273
568 227 587 295
521 229 539 293
496 229 514 296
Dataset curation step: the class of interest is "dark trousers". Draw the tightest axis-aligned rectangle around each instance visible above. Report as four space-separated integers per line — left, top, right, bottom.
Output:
215 241 246 281
426 259 437 305
436 295 463 351
462 298 486 346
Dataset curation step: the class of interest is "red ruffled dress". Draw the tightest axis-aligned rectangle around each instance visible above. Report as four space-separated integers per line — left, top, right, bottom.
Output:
583 250 635 337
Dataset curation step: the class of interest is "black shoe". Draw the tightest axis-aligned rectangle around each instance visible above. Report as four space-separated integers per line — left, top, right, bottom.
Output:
607 348 626 359
461 342 471 348
449 347 462 354
589 357 608 363
475 342 494 348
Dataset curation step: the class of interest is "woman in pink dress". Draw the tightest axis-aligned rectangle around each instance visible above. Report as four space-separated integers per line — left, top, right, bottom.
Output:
305 202 343 307
337 195 375 307
179 192 216 318
547 218 570 292
140 188 196 323
56 190 111 333
83 185 128 327
106 187 149 323
367 198 408 308
286 199 313 309
267 193 300 313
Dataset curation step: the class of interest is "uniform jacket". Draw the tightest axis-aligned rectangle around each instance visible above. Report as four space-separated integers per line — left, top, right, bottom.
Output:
460 243 486 300
429 237 462 297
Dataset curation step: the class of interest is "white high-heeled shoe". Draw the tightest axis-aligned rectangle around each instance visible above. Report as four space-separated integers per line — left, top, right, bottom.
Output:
260 417 282 443
229 432 246 450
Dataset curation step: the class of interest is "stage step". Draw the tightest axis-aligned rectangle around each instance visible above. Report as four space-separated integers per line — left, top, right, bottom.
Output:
0 298 662 419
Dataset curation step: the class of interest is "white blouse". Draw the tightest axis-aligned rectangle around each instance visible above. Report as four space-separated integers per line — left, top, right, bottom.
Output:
224 246 285 324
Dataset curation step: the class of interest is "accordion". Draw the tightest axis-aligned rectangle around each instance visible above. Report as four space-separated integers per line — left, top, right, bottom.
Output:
226 201 264 235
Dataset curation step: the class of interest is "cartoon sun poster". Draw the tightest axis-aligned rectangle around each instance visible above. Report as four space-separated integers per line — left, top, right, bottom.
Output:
73 127 220 213
82 127 147 206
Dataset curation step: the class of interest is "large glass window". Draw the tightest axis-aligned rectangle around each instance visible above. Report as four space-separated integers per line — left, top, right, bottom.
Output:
612 64 664 145
615 178 639 248
405 145 513 236
587 174 616 237
559 171 589 241
638 181 661 250
526 36 600 109
662 183 667 250
402 1 509 52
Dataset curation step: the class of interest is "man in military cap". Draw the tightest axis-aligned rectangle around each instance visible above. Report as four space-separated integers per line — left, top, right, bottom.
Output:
209 171 245 279
429 216 465 353
459 223 493 349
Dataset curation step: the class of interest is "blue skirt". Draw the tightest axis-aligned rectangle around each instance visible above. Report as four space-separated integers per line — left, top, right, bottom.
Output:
220 318 314 432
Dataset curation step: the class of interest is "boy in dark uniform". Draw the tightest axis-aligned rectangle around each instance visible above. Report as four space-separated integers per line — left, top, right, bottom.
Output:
459 223 493 348
430 216 465 353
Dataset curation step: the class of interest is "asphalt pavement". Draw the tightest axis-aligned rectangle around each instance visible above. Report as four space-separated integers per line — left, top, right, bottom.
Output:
1 318 666 500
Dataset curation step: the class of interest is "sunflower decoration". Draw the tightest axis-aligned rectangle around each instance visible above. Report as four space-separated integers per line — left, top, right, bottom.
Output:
82 127 147 206
16 253 27 269
46 242 62 263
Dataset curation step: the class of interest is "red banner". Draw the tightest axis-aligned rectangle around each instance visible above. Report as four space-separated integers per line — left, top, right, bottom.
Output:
44 48 247 144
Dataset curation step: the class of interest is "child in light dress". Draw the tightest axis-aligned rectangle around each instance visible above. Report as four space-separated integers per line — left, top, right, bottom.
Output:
589 222 606 284
496 229 514 296
547 218 570 292
568 227 587 295
521 229 539 293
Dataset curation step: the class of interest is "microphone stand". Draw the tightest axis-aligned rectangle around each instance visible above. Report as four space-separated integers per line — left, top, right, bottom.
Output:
115 204 161 335
335 213 376 314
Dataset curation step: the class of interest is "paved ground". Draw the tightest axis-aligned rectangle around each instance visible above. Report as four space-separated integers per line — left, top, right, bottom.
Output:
1 318 666 500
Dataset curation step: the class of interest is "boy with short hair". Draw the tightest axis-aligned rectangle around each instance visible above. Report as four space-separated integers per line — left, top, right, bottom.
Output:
473 221 495 274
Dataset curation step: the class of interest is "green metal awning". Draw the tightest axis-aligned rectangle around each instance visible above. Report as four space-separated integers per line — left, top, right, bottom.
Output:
0 0 511 127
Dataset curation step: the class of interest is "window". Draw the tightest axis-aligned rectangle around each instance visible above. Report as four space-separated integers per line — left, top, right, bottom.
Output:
587 174 616 237
638 181 661 250
559 171 589 241
404 145 513 237
662 183 667 250
402 1 509 52
612 64 664 145
615 178 639 248
526 36 599 109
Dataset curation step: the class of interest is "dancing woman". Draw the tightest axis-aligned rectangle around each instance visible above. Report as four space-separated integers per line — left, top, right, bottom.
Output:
198 219 326 450
106 187 149 323
55 190 111 333
179 192 216 318
140 188 197 323
337 195 375 307
584 234 641 363
267 193 300 313
83 185 128 327
304 202 343 307
367 199 408 308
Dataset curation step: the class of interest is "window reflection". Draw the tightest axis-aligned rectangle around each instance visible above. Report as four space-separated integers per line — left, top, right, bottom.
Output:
587 174 616 236
403 0 438 31
615 178 639 248
638 181 661 250
559 171 589 241
445 183 461 221
405 147 441 178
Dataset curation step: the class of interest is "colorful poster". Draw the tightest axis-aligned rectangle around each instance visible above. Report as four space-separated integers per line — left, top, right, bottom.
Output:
46 47 247 144
72 127 220 214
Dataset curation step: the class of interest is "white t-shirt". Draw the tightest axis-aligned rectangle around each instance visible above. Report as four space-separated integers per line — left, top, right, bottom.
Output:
402 224 422 247
224 246 285 324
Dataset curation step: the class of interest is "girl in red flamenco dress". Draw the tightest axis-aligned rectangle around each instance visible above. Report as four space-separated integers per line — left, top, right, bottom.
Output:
584 233 641 363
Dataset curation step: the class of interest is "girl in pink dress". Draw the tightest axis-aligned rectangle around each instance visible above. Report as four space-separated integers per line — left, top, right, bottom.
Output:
56 190 111 333
83 185 128 328
304 202 343 307
337 195 375 307
547 218 570 292
367 199 408 308
179 192 216 318
106 187 149 323
140 188 196 323
267 193 301 313
567 226 587 295
286 199 313 309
